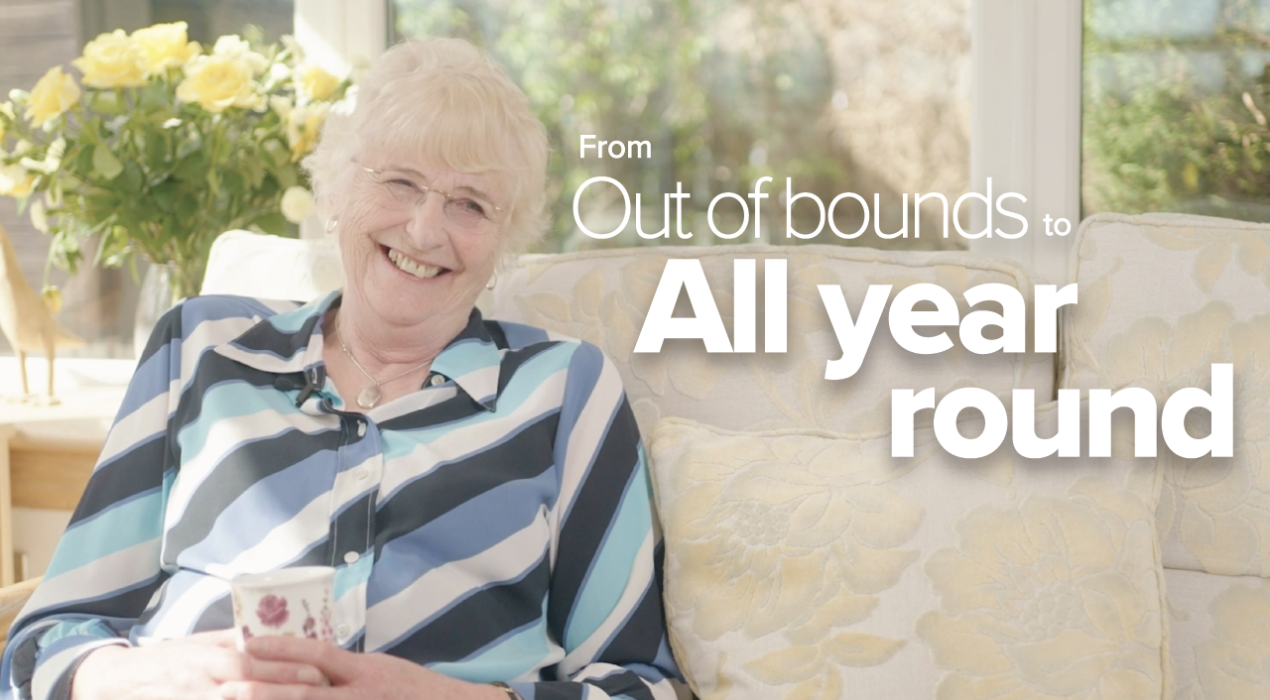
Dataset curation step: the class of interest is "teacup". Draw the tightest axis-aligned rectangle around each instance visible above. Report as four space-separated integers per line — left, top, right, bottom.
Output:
230 566 336 648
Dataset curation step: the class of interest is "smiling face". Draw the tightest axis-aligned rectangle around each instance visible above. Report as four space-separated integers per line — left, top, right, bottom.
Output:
303 39 551 349
334 145 506 337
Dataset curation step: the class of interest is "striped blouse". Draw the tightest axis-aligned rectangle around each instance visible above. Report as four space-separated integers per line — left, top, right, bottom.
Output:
1 292 681 700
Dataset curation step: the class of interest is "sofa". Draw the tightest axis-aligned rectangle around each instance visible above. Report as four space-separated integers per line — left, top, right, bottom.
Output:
483 212 1269 700
30 213 1270 698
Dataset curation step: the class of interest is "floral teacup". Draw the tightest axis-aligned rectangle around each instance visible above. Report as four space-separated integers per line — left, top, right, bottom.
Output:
230 566 336 648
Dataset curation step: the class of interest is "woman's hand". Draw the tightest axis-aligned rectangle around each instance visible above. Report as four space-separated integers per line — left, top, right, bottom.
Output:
71 630 327 700
219 636 507 700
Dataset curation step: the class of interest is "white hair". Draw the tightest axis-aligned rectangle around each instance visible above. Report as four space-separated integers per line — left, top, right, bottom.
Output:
303 38 550 256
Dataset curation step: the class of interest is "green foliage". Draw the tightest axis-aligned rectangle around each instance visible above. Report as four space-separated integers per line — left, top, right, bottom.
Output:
394 0 845 251
1083 0 1270 222
1085 80 1270 219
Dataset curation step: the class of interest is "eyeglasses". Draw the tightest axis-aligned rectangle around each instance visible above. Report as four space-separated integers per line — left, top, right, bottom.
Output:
360 166 505 233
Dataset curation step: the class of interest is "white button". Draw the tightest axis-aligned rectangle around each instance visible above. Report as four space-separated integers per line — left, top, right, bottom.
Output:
343 551 360 564
354 466 369 480
356 422 366 437
429 374 445 387
336 624 350 639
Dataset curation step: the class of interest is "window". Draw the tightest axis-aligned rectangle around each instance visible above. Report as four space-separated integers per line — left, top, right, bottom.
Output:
1082 0 1270 222
82 0 294 48
389 0 973 253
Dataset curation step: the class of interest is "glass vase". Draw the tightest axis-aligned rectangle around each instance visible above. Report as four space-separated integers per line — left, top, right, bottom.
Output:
133 263 187 359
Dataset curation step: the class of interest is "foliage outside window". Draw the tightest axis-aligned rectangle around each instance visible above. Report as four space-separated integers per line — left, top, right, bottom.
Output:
1083 0 1270 222
392 0 972 253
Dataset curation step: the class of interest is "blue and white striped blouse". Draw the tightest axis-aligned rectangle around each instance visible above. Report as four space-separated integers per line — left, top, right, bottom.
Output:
1 292 681 700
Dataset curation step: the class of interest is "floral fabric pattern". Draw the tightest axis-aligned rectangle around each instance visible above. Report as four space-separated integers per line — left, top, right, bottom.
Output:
650 419 920 699
648 411 1165 700
917 478 1164 700
1197 581 1270 699
1064 213 1270 577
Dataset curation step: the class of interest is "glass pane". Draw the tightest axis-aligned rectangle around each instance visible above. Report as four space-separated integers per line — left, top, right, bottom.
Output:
149 0 293 45
390 0 972 253
1083 0 1270 221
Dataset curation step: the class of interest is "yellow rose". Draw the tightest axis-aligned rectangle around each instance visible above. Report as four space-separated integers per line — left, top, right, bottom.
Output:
287 103 327 160
24 67 80 127
210 35 269 75
0 163 35 198
177 54 265 112
72 30 146 88
131 22 200 75
298 65 340 102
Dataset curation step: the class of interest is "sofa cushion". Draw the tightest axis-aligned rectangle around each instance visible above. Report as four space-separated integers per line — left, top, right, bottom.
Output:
487 244 1053 439
1061 213 1270 577
647 407 1165 699
200 230 344 301
1164 568 1270 700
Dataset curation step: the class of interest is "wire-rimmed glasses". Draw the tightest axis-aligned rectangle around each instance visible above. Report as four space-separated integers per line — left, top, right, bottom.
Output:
360 165 505 233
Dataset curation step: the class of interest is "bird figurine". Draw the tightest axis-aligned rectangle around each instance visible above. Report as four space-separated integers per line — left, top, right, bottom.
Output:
0 218 83 403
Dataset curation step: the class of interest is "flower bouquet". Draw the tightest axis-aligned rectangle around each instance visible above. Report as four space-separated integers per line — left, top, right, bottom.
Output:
0 23 348 302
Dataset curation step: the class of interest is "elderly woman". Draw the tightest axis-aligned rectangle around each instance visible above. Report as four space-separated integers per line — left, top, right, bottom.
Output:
2 38 680 700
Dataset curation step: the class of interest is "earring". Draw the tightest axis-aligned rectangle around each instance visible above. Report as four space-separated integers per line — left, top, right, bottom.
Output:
325 217 338 234
485 271 498 291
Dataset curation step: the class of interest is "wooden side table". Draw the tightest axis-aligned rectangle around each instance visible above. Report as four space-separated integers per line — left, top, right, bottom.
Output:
0 358 131 584
8 419 111 512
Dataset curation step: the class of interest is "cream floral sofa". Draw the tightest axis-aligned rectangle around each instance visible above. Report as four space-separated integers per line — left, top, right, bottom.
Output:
1058 214 1270 700
200 212 1270 699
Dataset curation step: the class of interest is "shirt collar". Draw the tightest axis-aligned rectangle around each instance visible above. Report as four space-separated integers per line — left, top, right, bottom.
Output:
214 291 503 411
213 291 336 376
430 308 504 411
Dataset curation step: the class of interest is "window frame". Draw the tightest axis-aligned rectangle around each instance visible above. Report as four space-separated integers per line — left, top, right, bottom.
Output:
969 0 1083 284
294 0 386 76
293 0 386 238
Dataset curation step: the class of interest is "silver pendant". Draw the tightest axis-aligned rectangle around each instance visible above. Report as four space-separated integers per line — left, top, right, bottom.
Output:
357 385 382 409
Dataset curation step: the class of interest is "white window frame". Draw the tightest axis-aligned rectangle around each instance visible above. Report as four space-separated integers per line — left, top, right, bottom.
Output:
294 0 386 78
294 0 387 238
970 0 1083 284
299 0 1084 282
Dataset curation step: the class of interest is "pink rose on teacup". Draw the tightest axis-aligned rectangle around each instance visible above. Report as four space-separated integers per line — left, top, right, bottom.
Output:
231 567 336 649
255 594 289 628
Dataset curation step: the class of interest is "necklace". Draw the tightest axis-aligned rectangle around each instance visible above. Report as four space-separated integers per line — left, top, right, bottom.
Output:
334 324 432 409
